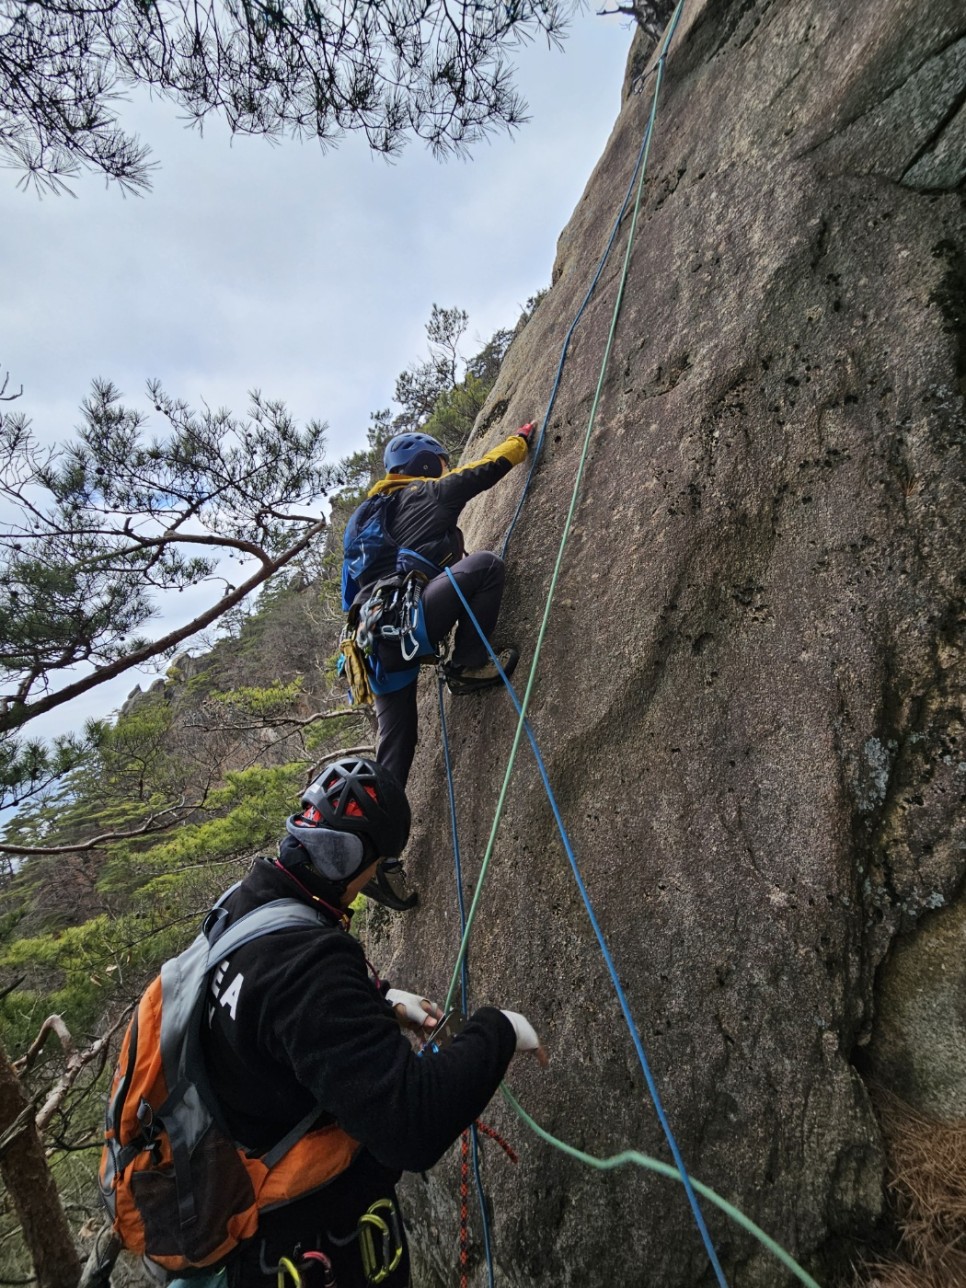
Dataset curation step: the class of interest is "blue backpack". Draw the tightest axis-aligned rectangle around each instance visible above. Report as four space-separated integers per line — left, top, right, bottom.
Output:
341 494 440 611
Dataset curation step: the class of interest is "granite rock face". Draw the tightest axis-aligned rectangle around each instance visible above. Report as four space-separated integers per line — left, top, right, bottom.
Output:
368 3 966 1284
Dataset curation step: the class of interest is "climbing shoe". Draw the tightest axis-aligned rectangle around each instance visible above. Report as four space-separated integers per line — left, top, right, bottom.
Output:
362 859 419 911
444 648 519 696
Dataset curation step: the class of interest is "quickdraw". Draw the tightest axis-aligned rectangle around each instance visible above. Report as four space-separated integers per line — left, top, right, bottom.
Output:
351 571 432 665
357 1198 404 1285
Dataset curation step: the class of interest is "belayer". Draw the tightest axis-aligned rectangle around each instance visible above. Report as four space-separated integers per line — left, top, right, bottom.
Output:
100 758 546 1288
341 424 535 909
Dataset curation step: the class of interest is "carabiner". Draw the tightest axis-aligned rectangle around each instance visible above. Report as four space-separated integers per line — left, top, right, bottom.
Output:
276 1256 303 1288
358 1198 404 1284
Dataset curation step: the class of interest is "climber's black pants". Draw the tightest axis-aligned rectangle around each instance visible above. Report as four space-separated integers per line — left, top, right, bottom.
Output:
374 551 505 788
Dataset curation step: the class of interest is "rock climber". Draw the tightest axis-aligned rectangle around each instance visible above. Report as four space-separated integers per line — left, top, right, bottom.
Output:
202 757 547 1288
340 423 535 909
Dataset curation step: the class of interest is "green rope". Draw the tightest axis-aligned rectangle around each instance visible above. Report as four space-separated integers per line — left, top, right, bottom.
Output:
440 7 822 1286
501 1088 822 1288
444 11 677 1014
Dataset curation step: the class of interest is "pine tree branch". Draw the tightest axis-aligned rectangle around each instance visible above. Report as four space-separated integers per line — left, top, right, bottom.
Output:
0 798 198 856
0 516 326 735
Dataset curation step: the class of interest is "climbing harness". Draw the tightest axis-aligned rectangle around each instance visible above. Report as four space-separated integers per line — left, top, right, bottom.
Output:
338 569 436 704
358 1199 404 1285
366 571 431 664
353 573 425 657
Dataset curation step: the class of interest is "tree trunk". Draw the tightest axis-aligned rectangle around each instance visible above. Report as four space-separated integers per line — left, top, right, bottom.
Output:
0 1041 82 1288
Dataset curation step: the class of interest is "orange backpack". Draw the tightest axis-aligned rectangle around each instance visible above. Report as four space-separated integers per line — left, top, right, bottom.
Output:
99 894 359 1273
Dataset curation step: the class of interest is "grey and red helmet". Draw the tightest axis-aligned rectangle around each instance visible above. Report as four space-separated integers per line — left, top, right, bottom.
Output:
285 758 410 889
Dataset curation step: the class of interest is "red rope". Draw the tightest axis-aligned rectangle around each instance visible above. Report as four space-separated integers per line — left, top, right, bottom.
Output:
455 1119 518 1285
475 1119 518 1165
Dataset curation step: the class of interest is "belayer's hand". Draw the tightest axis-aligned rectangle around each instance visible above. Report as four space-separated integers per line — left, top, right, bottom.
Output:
500 1009 550 1069
386 988 443 1034
515 421 537 447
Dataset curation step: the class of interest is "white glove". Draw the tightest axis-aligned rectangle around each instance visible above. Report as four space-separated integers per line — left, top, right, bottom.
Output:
386 988 441 1028
500 1010 540 1052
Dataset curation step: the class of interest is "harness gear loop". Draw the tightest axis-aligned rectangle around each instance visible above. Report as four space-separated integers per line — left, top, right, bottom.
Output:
352 571 432 663
358 1198 403 1284
299 1250 337 1288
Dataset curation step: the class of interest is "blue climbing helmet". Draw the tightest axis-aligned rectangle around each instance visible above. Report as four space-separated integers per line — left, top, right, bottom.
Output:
384 432 449 478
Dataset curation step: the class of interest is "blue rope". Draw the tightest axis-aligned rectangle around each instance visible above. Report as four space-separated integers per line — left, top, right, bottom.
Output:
443 8 730 1279
439 678 472 1009
438 677 497 1288
443 569 728 1287
500 68 662 560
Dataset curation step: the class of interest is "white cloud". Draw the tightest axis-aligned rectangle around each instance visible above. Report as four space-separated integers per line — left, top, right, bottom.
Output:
0 11 635 754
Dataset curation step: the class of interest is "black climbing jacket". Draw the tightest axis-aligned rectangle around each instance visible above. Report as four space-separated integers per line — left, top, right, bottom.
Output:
343 433 528 610
201 860 517 1174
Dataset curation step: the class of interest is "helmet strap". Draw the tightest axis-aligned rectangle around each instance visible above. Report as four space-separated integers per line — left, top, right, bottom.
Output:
273 859 350 931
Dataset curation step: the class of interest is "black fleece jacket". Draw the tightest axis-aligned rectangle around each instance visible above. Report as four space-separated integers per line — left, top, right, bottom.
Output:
362 433 528 579
200 861 516 1174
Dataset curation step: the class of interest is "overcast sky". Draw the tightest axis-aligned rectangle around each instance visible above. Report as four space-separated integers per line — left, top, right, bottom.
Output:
1 11 635 754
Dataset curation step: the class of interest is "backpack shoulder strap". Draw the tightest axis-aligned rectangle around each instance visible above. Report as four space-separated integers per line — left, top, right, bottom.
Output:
396 546 442 577
202 898 323 967
158 899 326 1090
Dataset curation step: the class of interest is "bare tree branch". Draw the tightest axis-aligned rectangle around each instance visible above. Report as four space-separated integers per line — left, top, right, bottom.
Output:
34 1010 131 1133
0 797 199 856
13 1017 74 1077
1 516 326 735
185 702 358 733
0 368 23 402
